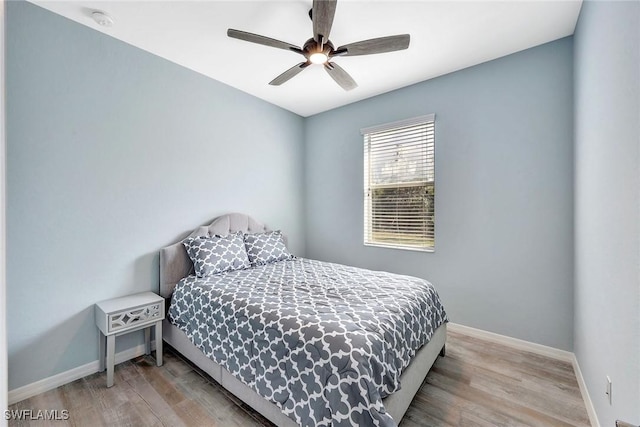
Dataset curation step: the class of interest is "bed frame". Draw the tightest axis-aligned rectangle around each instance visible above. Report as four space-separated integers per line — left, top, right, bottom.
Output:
159 213 446 426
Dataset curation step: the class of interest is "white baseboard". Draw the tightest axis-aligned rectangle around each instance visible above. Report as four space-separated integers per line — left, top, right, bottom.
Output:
571 354 600 427
8 341 157 405
449 322 600 426
448 322 573 362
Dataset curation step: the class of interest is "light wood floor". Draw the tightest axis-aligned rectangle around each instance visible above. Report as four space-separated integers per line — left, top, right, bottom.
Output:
9 330 590 426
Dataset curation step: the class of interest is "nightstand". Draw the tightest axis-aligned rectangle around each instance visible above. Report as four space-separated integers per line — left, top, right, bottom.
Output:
95 291 165 387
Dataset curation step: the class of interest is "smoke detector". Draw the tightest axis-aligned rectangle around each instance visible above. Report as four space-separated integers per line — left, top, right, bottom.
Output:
92 11 114 27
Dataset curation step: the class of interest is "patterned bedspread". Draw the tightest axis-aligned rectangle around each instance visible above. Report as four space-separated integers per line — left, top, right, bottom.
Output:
168 258 447 427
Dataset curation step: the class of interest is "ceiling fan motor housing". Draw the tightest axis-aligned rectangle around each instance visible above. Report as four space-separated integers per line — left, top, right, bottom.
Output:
303 38 334 58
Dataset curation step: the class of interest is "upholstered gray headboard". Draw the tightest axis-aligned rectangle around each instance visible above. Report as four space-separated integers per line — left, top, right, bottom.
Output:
159 213 269 298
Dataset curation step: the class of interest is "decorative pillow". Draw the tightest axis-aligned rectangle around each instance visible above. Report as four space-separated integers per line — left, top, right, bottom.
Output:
244 231 292 266
182 231 250 277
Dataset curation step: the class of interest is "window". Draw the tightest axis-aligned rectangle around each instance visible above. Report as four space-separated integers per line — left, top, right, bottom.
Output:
362 114 435 251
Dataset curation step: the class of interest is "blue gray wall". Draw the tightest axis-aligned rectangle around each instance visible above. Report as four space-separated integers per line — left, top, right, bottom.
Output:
573 1 640 425
305 38 575 350
6 1 304 390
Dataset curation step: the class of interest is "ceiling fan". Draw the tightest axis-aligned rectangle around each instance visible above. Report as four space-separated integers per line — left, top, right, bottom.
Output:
227 0 410 91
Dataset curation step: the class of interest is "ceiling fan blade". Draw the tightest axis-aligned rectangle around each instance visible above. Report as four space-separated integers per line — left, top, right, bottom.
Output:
312 0 337 46
269 62 310 86
334 34 410 57
324 62 357 91
227 29 303 54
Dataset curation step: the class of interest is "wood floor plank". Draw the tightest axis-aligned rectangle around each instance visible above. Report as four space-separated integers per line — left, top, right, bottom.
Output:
437 361 587 425
424 367 580 427
446 332 579 389
9 329 590 427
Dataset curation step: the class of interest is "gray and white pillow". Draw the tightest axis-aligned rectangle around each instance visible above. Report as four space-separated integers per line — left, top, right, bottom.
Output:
183 231 250 277
244 231 292 266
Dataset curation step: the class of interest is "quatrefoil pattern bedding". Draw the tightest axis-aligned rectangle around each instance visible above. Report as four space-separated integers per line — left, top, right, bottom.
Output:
244 230 292 266
182 231 250 277
168 258 447 427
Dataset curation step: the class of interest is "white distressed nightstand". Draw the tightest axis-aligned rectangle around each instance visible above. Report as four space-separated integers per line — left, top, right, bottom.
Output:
95 291 165 387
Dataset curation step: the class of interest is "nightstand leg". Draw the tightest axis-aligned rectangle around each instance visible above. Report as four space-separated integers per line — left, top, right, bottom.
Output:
144 328 151 355
98 333 106 372
155 320 163 366
106 334 115 387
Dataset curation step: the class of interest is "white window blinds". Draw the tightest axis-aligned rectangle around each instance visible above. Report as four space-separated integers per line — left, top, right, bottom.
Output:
362 114 435 251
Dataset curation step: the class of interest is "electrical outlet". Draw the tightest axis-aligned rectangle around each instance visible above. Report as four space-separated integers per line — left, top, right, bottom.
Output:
605 376 612 405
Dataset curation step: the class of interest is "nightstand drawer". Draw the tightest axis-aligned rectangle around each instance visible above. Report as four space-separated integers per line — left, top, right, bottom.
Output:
108 302 162 333
95 291 165 336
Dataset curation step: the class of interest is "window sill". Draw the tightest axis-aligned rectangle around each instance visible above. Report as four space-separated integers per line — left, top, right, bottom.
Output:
364 242 435 253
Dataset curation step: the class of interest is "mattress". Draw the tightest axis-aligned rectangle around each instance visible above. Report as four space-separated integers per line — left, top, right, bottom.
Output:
168 257 447 427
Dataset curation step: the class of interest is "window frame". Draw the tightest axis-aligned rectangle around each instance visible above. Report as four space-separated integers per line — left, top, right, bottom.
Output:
361 114 436 252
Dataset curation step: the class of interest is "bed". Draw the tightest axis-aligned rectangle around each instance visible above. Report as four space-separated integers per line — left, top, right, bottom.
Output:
159 213 447 427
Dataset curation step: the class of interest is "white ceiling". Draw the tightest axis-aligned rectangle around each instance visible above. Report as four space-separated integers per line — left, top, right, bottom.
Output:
29 1 582 117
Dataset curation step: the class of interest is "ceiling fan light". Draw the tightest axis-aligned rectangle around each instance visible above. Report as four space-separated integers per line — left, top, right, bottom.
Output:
309 52 328 64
